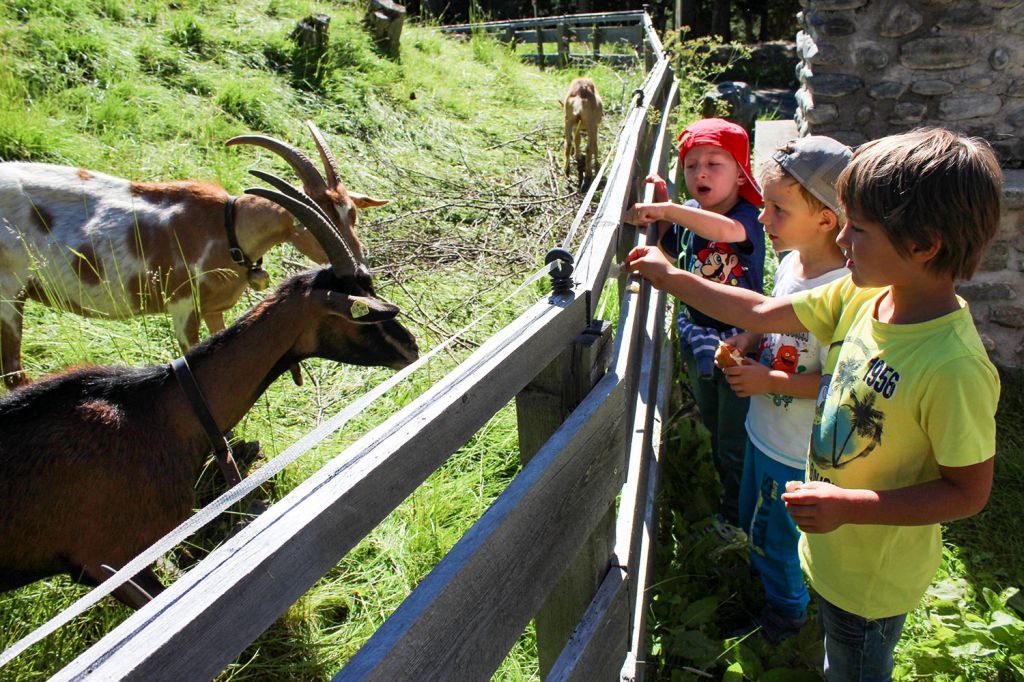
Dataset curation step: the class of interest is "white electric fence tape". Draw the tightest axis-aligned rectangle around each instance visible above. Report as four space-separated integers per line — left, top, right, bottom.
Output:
0 259 557 668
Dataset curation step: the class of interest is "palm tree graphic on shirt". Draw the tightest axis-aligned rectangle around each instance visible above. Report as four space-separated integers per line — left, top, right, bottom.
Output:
812 350 886 470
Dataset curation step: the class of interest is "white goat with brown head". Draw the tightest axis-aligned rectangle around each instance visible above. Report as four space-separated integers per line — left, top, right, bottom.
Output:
0 121 385 389
0 160 419 608
559 77 603 186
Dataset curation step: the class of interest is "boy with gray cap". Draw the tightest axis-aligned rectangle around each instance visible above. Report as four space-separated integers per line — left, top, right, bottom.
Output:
718 136 852 642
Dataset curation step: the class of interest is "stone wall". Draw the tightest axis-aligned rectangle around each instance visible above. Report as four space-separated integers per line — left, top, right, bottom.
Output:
794 0 1024 372
794 0 1024 167
960 169 1024 372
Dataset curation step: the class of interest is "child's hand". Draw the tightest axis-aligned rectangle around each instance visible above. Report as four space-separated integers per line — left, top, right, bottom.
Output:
725 331 759 356
644 174 669 203
782 481 859 533
624 202 669 226
622 246 675 290
721 361 772 397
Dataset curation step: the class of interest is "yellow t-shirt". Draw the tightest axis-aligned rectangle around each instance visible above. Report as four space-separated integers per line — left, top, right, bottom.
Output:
791 275 999 619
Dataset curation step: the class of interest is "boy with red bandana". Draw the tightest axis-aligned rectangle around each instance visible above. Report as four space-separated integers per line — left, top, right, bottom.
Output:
627 118 765 534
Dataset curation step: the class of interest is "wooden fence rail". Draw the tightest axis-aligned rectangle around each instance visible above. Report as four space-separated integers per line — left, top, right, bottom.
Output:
45 12 679 682
440 10 650 68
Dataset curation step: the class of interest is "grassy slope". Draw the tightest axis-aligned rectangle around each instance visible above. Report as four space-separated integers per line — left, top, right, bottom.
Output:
0 1 643 679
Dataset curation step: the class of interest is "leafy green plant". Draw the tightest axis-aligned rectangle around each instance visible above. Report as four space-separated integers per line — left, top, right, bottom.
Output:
660 30 751 121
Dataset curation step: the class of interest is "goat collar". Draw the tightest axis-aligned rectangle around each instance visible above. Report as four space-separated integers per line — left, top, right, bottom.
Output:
225 196 265 282
171 356 243 487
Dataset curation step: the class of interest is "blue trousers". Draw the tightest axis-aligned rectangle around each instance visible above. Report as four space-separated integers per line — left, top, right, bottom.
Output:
684 353 748 525
817 595 907 682
738 440 809 620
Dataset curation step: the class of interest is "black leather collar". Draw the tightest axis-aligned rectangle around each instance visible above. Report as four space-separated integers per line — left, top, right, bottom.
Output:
225 195 263 273
171 356 242 487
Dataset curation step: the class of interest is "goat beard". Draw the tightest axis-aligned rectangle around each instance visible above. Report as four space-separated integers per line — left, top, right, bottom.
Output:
290 363 304 386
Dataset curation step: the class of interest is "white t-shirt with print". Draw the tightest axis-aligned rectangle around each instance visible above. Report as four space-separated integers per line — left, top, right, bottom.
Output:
744 252 848 469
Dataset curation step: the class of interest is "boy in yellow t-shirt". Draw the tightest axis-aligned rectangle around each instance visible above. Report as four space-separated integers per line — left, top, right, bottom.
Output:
623 128 1002 681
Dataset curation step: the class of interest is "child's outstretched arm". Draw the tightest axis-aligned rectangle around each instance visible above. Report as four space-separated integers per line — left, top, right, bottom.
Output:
623 245 806 334
625 200 747 243
782 459 994 533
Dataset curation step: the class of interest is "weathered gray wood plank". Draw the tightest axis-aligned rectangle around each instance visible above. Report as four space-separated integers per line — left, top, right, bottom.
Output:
55 293 590 681
622 334 674 682
546 567 629 682
336 369 627 680
613 76 678 573
518 321 615 678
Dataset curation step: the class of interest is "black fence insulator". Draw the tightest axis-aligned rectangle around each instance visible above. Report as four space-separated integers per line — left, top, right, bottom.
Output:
632 88 645 106
545 248 575 295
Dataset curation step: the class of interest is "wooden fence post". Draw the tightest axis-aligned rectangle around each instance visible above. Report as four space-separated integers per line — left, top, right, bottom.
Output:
364 0 405 55
516 320 615 679
642 7 654 72
592 23 601 61
558 22 570 67
289 13 331 85
536 25 545 69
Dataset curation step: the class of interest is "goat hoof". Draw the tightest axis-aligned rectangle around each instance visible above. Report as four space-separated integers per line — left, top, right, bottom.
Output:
229 498 272 538
246 498 272 516
231 439 263 470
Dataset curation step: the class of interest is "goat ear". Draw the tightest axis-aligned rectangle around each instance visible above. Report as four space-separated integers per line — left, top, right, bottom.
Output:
327 293 400 323
348 192 388 209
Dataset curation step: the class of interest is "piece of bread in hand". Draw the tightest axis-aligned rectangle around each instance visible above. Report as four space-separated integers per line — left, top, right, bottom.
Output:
715 341 744 368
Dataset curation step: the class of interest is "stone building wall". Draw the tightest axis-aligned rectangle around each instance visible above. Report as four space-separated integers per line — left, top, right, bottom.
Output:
794 0 1024 371
962 170 1024 372
794 0 1024 165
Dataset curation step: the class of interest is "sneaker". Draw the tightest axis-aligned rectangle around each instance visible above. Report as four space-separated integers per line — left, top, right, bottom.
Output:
697 513 748 557
732 605 808 644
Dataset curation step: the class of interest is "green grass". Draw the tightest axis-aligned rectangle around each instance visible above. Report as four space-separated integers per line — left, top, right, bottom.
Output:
0 1 643 679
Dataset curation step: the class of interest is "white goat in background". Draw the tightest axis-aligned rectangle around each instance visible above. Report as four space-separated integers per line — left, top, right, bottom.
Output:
0 121 387 388
559 77 603 185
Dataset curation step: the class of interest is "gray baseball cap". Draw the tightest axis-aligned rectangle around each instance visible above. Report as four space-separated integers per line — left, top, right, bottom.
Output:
772 136 852 221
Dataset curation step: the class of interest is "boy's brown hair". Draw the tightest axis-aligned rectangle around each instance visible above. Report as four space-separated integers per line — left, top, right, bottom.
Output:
836 128 1003 281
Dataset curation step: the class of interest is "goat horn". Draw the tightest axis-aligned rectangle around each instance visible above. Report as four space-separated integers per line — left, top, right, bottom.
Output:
226 134 329 198
247 169 336 228
250 169 371 276
302 121 372 273
243 187 357 278
305 120 342 191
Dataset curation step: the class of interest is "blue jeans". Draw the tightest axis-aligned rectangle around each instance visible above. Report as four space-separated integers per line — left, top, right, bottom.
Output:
817 595 907 682
738 440 808 620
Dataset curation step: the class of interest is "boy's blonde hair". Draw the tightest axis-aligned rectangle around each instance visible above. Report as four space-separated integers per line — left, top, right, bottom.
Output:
837 128 1003 281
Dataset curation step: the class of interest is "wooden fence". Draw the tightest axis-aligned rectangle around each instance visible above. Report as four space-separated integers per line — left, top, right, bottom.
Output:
440 10 655 69
37 13 680 682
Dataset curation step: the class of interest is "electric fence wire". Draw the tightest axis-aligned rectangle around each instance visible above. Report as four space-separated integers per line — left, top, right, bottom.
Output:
0 259 558 669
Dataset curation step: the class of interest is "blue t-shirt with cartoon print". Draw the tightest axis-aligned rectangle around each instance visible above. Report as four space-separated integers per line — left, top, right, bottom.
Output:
660 198 765 332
